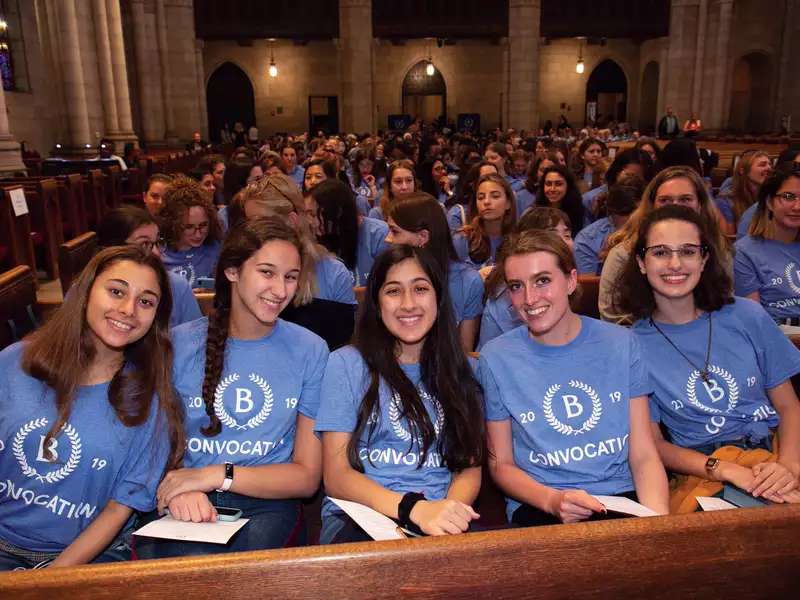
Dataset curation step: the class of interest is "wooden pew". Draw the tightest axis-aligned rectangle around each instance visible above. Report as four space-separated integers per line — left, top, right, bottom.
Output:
82 169 106 230
0 185 36 276
0 265 40 350
58 232 97 294
194 290 215 316
2 505 799 598
575 274 600 319
104 165 122 211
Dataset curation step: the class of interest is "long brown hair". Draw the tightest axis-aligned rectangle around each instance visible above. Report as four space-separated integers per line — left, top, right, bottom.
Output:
200 217 309 436
22 246 185 470
727 150 770 225
459 173 517 264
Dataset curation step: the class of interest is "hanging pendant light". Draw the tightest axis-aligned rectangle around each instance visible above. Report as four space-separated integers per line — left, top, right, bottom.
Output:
426 38 435 76
268 39 278 78
576 38 585 74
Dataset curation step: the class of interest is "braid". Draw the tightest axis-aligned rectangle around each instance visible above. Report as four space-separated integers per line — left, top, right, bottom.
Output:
200 306 230 437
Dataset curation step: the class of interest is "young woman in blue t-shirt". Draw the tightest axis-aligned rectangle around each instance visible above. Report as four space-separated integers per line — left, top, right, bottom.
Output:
385 192 484 352
617 205 800 506
0 246 183 569
480 230 669 526
137 217 329 558
316 246 485 542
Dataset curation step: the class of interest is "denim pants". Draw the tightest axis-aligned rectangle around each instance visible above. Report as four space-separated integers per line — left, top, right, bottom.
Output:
0 520 134 571
134 491 305 559
319 512 374 545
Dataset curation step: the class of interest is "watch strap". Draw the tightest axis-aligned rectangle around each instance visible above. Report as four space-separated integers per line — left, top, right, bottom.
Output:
216 462 234 492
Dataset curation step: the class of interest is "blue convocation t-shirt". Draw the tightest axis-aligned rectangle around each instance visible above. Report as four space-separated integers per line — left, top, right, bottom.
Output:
168 271 202 328
452 232 503 270
315 346 454 520
0 343 169 552
477 288 522 350
172 317 329 468
315 255 358 304
515 188 535 217
574 217 614 275
479 317 650 520
632 299 800 449
352 182 372 216
736 204 758 239
714 195 735 225
352 217 389 286
448 261 484 325
367 206 385 222
162 241 221 288
447 204 467 233
288 165 305 188
734 235 800 320
581 184 607 224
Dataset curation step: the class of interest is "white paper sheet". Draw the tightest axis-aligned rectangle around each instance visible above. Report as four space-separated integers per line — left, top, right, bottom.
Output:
696 496 737 511
9 188 28 217
592 495 658 517
133 515 250 544
779 324 800 336
328 497 405 541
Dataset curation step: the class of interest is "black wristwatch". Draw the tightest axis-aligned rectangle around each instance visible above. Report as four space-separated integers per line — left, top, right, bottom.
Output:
398 492 426 533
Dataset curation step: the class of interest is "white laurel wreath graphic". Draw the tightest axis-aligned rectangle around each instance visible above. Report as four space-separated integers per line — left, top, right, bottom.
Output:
542 380 603 436
171 263 196 286
388 389 444 442
245 373 274 429
214 373 274 431
785 262 800 296
686 364 740 415
12 418 82 484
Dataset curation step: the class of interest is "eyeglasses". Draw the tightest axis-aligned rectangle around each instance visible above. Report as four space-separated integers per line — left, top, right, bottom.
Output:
136 238 165 254
641 244 707 261
182 222 209 233
774 191 800 205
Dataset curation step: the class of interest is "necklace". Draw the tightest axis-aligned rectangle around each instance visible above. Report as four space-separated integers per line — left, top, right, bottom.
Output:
649 312 713 382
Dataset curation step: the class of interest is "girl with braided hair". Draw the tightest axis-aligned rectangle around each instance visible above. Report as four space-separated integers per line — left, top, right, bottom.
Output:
136 217 329 558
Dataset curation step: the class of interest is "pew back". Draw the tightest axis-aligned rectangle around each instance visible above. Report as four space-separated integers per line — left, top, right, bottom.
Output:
0 265 40 350
58 232 98 294
1 506 799 599
0 185 36 275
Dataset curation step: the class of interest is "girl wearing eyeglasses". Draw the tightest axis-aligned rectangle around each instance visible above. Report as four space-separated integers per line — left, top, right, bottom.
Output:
160 175 224 289
616 204 800 510
734 165 800 325
599 166 729 324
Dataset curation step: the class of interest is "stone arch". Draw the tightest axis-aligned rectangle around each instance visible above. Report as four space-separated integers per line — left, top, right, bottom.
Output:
206 62 256 143
585 58 628 126
639 61 660 134
401 60 447 123
728 51 773 133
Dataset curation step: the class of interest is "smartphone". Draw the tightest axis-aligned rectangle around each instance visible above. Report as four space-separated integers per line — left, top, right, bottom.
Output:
215 506 243 521
195 276 215 289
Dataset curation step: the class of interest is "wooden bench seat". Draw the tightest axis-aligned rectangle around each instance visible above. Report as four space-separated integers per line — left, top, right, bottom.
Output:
0 265 40 350
2 505 798 598
0 185 36 276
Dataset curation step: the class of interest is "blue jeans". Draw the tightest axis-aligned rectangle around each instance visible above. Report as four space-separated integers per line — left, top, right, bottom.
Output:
319 512 373 545
0 520 134 571
134 491 305 559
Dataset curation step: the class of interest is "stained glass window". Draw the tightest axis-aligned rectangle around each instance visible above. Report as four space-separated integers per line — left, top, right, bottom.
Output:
0 43 14 91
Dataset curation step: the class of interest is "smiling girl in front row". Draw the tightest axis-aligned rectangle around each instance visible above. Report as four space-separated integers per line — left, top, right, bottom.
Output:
136 217 329 558
316 246 485 542
616 205 800 511
0 246 183 570
480 231 669 526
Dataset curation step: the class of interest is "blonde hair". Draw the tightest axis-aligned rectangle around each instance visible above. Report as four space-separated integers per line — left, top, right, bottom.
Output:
605 166 726 255
727 150 770 224
240 172 330 303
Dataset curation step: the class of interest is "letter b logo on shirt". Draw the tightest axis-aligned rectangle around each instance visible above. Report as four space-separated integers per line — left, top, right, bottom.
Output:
235 387 254 414
562 395 584 419
702 379 725 404
36 435 58 463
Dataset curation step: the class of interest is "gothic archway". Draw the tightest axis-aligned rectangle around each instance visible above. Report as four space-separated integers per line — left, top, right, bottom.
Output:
402 61 446 123
729 52 773 133
639 61 659 134
585 59 627 126
207 62 256 143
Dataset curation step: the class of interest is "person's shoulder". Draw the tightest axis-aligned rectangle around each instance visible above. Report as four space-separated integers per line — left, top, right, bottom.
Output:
0 340 26 371
733 234 761 254
362 216 389 236
329 344 364 367
577 217 610 239
275 318 328 352
582 315 633 342
172 316 209 348
481 324 527 357
722 297 770 325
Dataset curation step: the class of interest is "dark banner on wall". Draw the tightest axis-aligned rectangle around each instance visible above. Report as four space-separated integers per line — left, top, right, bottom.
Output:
457 113 480 133
388 114 413 130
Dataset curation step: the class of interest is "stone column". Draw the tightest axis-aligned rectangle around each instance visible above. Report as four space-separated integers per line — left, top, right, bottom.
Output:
708 0 734 130
665 0 700 123
92 0 120 137
155 0 177 142
106 0 138 146
773 0 798 132
130 0 164 143
507 0 541 132
690 0 708 117
195 39 209 140
339 0 374 133
56 0 93 150
0 83 26 174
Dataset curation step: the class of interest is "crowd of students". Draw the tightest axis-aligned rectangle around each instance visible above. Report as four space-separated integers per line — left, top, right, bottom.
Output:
2 123 800 570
